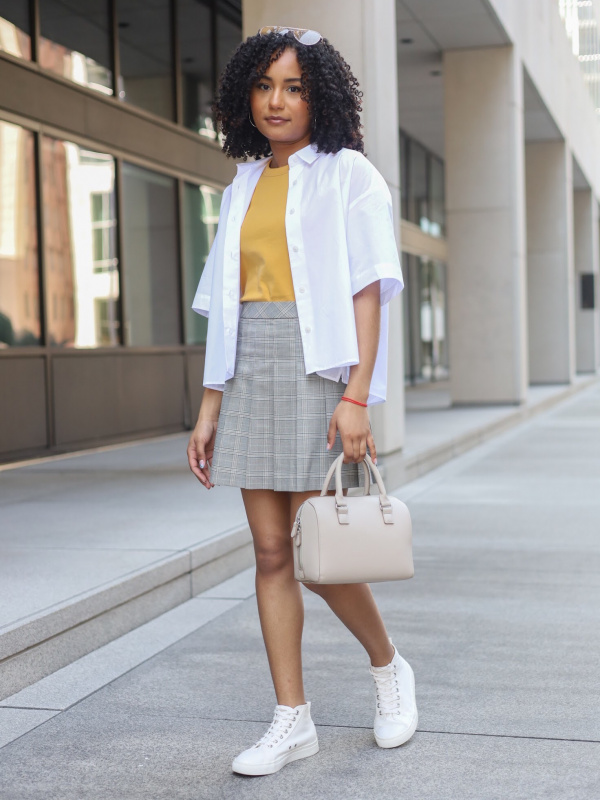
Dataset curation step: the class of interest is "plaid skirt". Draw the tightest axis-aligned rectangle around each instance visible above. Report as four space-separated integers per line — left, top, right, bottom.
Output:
209 301 365 492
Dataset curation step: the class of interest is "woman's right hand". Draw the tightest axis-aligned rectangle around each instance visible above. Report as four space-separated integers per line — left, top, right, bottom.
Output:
187 418 218 489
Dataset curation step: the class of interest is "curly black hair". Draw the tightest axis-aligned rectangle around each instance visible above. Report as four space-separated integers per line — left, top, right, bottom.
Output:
212 30 365 160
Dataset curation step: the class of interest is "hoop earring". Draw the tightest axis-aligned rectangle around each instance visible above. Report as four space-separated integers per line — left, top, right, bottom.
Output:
248 112 257 128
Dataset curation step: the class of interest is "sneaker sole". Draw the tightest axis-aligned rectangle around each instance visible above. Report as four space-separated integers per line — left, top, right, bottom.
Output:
374 711 418 749
232 737 319 776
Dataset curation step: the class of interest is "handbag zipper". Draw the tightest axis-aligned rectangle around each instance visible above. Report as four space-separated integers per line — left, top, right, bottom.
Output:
293 503 305 574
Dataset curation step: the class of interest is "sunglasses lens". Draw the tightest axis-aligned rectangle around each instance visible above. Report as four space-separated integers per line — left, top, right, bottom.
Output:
297 29 321 45
259 26 321 45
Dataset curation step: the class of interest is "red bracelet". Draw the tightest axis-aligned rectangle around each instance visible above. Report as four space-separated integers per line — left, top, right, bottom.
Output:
341 395 368 408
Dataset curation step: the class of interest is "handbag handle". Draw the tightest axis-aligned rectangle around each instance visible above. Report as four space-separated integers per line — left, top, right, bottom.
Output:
320 456 370 499
320 453 394 525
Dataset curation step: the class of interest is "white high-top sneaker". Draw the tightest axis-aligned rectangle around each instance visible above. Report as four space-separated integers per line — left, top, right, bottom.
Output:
232 701 319 776
369 637 418 748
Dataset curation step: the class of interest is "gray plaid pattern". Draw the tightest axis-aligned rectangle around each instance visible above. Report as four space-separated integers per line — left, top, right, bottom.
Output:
209 301 364 491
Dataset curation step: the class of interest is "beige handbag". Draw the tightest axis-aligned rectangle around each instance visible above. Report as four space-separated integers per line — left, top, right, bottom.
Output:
290 453 414 584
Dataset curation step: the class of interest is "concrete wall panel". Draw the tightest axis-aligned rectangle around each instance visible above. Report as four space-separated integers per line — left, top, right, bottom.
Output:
444 45 528 403
53 353 186 445
525 140 575 384
0 358 47 456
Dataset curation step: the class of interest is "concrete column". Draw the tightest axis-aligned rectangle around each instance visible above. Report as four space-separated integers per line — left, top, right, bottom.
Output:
444 46 528 404
525 141 575 384
573 189 600 372
243 1 406 456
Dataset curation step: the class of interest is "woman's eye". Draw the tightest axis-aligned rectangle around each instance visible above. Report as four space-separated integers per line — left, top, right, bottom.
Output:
256 83 300 92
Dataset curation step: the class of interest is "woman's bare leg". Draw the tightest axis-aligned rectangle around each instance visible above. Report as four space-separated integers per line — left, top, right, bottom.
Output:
241 488 306 708
290 490 396 668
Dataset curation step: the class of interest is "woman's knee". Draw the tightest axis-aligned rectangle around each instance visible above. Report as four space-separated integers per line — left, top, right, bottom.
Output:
254 537 293 576
241 489 293 577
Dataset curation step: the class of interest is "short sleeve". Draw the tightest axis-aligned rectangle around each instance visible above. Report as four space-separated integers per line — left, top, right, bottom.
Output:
346 158 404 306
191 184 232 318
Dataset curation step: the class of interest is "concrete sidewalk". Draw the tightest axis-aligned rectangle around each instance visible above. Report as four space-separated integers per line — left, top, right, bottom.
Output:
0 381 598 799
0 377 596 701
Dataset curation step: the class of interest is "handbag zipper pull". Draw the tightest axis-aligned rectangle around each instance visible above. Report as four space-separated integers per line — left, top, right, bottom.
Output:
291 502 305 542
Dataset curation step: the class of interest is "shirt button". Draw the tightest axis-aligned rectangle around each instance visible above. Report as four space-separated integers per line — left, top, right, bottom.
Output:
299 286 305 293
305 326 311 333
292 246 299 253
230 250 235 258
293 180 297 186
229 290 235 298
289 208 295 214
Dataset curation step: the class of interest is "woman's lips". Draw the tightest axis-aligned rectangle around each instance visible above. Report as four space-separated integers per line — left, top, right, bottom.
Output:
266 117 289 124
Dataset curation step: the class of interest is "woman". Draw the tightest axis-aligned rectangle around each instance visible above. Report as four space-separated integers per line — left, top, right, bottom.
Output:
187 26 417 776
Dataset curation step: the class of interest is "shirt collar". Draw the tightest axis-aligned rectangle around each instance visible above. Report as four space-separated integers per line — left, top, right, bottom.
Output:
235 141 321 175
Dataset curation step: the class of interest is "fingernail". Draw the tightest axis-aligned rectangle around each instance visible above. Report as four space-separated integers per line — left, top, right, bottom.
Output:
373 458 378 464
326 443 331 450
199 460 205 468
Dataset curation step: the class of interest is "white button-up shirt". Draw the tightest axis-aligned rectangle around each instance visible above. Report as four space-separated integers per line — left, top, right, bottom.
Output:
192 141 404 405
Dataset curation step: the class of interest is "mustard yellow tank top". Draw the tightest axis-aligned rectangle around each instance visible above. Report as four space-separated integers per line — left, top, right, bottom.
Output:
239 161 295 302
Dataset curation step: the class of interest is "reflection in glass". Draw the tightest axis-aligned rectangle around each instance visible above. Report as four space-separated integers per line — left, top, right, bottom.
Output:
0 122 40 346
0 2 31 60
400 131 409 221
419 258 447 381
408 140 428 230
121 162 179 346
429 156 445 238
178 0 216 138
216 0 242 87
183 182 222 344
118 0 174 119
39 0 113 95
402 254 449 383
42 136 119 347
401 252 413 383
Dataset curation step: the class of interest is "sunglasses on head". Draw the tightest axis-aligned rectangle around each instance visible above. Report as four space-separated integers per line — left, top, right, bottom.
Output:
258 25 322 46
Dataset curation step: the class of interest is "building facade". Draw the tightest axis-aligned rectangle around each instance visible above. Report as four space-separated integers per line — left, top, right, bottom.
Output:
1 0 599 465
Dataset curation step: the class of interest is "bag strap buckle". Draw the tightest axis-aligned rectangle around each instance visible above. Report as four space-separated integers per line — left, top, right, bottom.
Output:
335 500 349 525
379 498 394 524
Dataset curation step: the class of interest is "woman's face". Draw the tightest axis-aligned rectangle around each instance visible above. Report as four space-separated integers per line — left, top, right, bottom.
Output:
249 47 311 145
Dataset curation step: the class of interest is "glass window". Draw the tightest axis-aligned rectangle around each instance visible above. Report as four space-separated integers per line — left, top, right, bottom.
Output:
400 131 409 221
0 122 40 347
178 0 216 138
38 0 113 95
216 0 242 84
117 0 174 120
429 156 445 238
0 2 31 60
401 252 412 382
408 140 428 231
418 258 447 380
182 181 222 344
42 135 119 347
121 162 179 346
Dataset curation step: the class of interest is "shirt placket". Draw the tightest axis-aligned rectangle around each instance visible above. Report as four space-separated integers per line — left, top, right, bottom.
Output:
286 162 313 368
223 174 248 376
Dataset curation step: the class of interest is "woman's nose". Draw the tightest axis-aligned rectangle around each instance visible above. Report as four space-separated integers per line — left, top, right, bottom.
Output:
269 90 284 108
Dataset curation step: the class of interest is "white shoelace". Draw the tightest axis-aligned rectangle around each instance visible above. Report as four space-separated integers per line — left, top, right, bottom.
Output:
254 707 299 748
372 669 403 716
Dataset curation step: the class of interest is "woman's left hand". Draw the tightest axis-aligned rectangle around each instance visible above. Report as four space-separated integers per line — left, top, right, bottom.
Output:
327 401 377 464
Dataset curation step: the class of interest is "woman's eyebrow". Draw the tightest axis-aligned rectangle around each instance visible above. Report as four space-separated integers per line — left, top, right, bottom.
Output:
260 76 302 82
